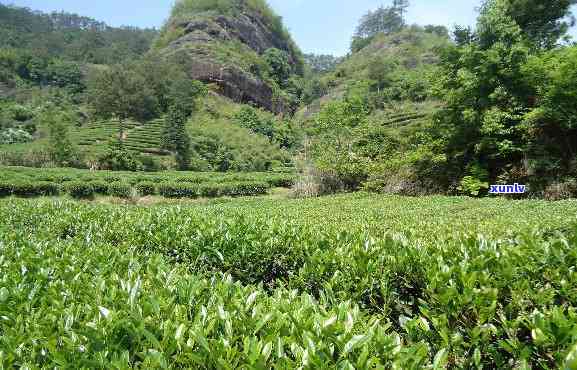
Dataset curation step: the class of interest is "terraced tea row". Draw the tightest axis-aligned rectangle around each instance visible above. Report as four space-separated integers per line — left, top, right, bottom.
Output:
0 166 295 199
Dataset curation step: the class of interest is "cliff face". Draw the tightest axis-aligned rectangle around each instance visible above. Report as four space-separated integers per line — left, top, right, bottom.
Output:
157 0 303 113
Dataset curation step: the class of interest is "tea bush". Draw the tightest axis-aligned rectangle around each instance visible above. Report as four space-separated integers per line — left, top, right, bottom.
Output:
0 194 575 368
0 181 11 197
65 181 96 199
158 182 199 198
10 181 59 197
135 181 157 196
89 180 110 195
108 182 132 199
0 166 292 200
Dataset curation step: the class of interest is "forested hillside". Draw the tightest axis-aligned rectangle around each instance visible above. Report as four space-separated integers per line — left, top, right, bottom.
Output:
0 3 157 87
297 0 577 199
0 1 297 173
0 0 576 198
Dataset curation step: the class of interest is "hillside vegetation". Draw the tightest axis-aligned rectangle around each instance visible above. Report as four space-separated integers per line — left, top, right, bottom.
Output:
1 0 576 199
154 0 305 113
297 0 577 199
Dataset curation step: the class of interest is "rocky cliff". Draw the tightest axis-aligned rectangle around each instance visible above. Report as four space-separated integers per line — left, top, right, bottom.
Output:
156 0 304 113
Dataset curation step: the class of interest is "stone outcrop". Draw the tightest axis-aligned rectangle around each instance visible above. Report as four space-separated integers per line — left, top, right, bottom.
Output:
159 2 301 113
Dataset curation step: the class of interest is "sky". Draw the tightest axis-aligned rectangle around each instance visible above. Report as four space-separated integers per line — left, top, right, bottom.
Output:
6 0 577 56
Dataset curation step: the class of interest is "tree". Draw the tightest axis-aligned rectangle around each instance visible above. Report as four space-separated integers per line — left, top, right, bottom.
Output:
424 25 449 38
435 0 577 188
161 79 206 170
354 6 403 40
166 78 207 117
163 103 191 170
498 0 577 49
351 4 406 52
393 0 410 26
263 48 291 87
87 63 157 141
303 54 341 74
45 107 77 166
368 56 397 93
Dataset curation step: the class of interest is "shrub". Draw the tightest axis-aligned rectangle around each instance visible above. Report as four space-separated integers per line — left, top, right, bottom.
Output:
158 182 199 198
266 174 295 188
108 183 133 199
291 166 344 198
90 181 110 195
11 181 59 197
218 182 269 197
0 181 13 197
104 175 121 183
291 176 322 198
65 182 96 199
458 176 489 197
198 183 221 198
0 128 34 144
136 182 157 196
138 155 161 172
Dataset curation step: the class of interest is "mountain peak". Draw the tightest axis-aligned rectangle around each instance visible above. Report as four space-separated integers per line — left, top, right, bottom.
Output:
155 0 304 113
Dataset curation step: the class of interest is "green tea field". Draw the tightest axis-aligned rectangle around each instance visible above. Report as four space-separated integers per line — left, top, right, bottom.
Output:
0 193 576 368
0 166 295 201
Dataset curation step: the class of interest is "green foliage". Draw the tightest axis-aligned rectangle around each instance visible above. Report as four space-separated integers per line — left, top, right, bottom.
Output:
458 176 490 197
0 195 575 367
367 55 398 92
89 180 110 195
434 0 577 191
303 53 341 74
314 94 369 132
163 104 192 170
45 109 78 167
496 0 577 49
108 182 133 199
0 3 157 65
135 182 157 196
351 2 412 52
65 181 96 199
157 0 304 76
0 128 32 144
158 181 270 198
97 140 143 172
87 63 158 124
233 106 297 150
0 181 12 197
166 79 208 117
0 166 294 201
189 106 291 172
263 48 291 88
354 5 404 40
524 46 577 130
162 79 206 171
8 181 59 197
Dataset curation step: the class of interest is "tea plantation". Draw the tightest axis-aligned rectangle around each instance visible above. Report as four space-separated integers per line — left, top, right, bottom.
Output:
0 193 576 368
0 166 295 200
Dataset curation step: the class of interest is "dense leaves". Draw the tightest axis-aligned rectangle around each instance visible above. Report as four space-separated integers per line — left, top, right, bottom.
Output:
0 194 575 367
434 0 577 193
0 166 295 200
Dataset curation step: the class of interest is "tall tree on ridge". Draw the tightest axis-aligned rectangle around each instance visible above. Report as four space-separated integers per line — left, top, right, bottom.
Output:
393 0 410 26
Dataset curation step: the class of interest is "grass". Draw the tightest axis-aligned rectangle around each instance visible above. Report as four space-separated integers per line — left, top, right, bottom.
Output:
0 193 576 367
